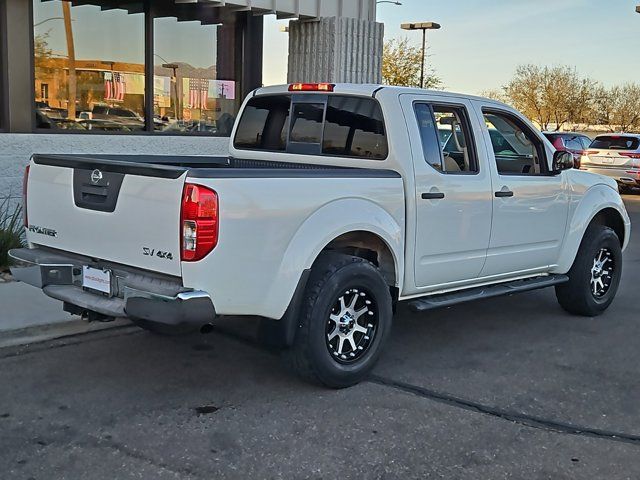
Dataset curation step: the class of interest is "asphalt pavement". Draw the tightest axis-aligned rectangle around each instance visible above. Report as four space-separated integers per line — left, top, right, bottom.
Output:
1 196 639 479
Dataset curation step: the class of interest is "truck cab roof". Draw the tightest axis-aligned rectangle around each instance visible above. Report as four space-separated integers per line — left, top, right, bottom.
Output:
253 83 510 108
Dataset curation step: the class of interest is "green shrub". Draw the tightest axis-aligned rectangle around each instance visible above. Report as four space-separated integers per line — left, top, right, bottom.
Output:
0 197 25 270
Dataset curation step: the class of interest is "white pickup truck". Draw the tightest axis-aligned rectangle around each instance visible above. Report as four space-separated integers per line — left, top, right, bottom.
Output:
10 83 631 388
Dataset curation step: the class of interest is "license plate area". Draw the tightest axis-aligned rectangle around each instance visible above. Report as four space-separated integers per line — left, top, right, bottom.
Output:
600 156 614 164
82 266 112 296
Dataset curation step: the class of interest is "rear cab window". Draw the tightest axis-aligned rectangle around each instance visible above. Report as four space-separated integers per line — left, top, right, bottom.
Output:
234 95 291 151
590 136 640 151
234 94 388 159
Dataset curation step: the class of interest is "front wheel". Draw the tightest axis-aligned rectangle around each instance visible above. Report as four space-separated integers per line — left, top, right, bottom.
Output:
556 224 623 316
285 253 393 388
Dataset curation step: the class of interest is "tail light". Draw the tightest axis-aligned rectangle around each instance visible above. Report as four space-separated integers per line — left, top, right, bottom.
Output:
22 165 30 228
619 152 640 159
180 184 219 262
583 150 598 156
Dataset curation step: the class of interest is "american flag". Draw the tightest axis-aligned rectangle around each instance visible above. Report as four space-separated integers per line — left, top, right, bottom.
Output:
188 78 209 109
104 72 126 102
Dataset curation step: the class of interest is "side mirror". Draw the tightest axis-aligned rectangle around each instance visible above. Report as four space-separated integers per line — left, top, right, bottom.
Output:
552 150 574 173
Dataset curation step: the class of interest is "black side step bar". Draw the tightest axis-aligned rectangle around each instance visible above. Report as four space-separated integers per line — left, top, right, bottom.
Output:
406 275 569 313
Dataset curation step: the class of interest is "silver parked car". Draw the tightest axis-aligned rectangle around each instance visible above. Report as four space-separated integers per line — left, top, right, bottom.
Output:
580 134 640 193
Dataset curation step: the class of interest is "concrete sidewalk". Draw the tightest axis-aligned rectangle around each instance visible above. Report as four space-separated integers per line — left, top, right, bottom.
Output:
0 281 124 347
0 281 70 331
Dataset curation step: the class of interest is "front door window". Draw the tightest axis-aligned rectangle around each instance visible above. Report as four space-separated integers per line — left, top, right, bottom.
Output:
484 112 547 175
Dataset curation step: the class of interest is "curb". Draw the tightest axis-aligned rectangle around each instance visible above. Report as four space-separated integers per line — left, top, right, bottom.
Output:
0 318 129 349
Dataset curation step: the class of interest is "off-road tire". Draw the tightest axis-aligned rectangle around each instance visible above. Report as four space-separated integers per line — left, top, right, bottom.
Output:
555 224 622 316
285 253 393 388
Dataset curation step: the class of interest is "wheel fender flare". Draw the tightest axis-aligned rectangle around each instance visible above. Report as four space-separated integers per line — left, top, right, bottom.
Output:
553 185 631 273
267 198 404 335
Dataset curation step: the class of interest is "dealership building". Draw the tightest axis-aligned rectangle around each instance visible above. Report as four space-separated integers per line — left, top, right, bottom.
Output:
0 0 382 209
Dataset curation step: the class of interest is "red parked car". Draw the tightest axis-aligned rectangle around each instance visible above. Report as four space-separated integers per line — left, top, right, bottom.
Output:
543 132 592 168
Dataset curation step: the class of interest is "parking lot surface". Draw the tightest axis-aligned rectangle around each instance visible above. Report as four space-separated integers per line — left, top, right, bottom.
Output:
1 196 639 479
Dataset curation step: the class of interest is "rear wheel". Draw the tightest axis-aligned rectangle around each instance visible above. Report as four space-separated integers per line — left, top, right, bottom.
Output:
556 224 622 316
131 318 199 336
285 253 393 388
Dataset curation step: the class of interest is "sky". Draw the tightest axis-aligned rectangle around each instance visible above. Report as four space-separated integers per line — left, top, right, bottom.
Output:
264 0 640 94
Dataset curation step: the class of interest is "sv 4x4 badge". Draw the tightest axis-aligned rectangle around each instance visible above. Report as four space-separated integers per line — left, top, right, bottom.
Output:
143 247 174 260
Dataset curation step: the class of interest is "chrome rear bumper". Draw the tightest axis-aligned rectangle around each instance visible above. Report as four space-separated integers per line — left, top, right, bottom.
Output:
8 248 216 326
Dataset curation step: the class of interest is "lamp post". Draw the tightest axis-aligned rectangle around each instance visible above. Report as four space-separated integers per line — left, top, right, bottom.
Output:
376 1 402 5
162 63 180 120
62 2 77 119
400 21 441 89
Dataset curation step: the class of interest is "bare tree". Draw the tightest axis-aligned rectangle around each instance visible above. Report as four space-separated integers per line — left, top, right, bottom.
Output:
593 83 640 132
382 38 442 89
480 89 508 103
503 65 595 131
503 65 550 129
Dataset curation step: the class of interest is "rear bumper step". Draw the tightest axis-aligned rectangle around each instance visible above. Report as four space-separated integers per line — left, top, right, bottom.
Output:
407 275 569 313
8 248 216 326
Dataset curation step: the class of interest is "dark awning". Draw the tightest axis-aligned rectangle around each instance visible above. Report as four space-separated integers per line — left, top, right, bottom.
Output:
39 0 375 23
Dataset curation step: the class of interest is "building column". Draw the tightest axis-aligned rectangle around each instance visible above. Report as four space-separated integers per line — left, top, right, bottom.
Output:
4 0 33 132
287 17 384 84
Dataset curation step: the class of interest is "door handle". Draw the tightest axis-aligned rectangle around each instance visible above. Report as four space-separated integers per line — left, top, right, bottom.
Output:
422 192 445 200
495 190 514 198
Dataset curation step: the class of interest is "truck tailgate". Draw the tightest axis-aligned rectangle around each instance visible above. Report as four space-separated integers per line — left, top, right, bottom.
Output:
26 156 186 277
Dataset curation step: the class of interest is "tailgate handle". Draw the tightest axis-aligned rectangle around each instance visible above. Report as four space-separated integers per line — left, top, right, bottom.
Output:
80 185 109 204
73 169 124 213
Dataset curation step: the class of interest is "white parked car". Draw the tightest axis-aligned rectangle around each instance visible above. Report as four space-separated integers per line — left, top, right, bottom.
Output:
10 84 631 387
580 133 640 193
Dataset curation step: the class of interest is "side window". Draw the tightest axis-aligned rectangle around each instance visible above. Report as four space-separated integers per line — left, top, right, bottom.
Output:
484 111 547 175
564 136 583 151
414 103 478 173
580 136 592 150
414 103 445 171
323 97 388 159
233 95 290 151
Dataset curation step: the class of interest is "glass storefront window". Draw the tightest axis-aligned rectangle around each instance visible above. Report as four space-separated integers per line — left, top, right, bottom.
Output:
33 0 145 131
0 0 5 130
153 18 237 135
30 1 254 135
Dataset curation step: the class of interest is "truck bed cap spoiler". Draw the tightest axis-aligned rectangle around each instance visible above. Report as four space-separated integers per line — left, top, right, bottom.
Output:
32 154 230 179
